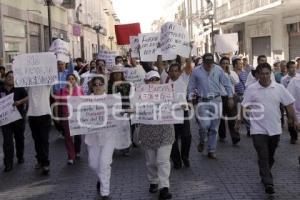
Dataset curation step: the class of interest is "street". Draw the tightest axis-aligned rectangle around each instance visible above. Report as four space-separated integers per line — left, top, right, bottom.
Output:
0 119 300 200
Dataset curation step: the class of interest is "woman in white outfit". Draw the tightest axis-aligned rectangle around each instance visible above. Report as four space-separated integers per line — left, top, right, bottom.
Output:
85 77 114 200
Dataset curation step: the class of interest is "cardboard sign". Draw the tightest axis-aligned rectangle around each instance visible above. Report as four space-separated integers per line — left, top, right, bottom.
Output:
160 22 191 58
97 50 118 71
131 83 184 124
214 33 239 53
68 94 129 136
123 66 146 84
0 94 22 126
49 38 70 63
12 52 58 87
130 36 140 58
139 33 160 62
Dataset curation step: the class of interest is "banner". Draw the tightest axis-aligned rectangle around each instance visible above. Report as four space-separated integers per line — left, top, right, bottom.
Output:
160 22 191 58
139 33 160 62
0 94 22 126
123 66 146 84
97 50 118 71
12 52 58 87
214 33 239 53
131 84 184 124
115 23 141 45
68 94 129 136
129 36 140 58
49 38 70 63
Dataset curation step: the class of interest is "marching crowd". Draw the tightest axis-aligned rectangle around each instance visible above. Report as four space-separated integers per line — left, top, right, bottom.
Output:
0 51 300 200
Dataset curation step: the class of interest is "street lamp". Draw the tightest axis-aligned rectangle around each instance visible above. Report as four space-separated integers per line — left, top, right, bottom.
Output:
203 0 215 53
108 36 114 50
36 0 63 45
93 25 103 53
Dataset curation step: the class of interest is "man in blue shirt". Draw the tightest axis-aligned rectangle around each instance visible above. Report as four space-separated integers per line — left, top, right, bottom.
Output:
188 53 234 159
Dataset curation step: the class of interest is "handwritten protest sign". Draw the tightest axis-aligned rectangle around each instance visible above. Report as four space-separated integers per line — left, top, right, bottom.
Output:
160 22 191 58
68 94 130 136
0 94 22 126
124 66 146 84
12 52 58 87
139 33 160 62
49 38 70 63
130 36 140 58
131 84 184 124
214 33 239 53
98 50 118 71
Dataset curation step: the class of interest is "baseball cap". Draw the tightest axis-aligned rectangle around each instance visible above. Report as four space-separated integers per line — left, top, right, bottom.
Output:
202 53 214 64
144 70 160 81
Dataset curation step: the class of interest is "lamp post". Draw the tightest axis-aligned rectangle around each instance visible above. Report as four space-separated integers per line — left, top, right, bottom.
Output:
36 0 63 45
93 25 103 53
203 0 215 53
108 36 114 50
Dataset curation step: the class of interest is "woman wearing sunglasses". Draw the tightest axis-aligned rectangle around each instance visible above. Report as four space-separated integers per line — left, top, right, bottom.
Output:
138 70 175 200
85 76 114 200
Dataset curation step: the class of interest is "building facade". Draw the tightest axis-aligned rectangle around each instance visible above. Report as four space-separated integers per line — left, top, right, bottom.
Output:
215 0 300 65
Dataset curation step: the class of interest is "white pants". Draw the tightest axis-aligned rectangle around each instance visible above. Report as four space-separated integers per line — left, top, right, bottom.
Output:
144 145 172 189
87 138 115 196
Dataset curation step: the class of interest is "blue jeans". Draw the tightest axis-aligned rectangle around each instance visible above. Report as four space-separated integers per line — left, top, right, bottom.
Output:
196 98 222 153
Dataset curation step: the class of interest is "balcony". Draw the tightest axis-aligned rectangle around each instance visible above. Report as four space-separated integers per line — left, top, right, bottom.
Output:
216 0 282 23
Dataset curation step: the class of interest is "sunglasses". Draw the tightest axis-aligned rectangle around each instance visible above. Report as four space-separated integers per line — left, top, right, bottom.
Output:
148 77 160 82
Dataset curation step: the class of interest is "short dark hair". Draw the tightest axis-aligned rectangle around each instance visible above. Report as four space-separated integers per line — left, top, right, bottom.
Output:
232 58 242 67
219 57 230 64
66 73 77 81
257 55 267 63
0 66 5 71
257 63 272 73
76 58 83 63
91 76 105 85
168 63 181 72
96 59 106 65
115 56 123 63
5 70 13 78
286 61 295 69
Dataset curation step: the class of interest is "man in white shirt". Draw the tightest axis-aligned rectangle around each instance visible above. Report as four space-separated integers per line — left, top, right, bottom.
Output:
28 85 52 175
281 61 299 143
236 63 299 194
166 63 191 169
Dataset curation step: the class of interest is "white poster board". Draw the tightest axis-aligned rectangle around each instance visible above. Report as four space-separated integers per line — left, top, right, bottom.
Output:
98 50 118 71
12 52 58 87
49 38 70 63
68 94 128 135
123 66 146 84
0 94 22 126
160 22 191 58
130 36 140 58
139 33 160 62
214 33 239 53
131 84 184 124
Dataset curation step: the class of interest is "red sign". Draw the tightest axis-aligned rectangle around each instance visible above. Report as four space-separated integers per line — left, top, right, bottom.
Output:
115 23 141 45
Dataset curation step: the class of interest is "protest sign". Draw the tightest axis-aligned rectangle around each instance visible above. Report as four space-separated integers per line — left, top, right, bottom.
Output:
97 50 118 71
123 66 146 84
160 22 191 58
139 33 160 62
131 83 184 124
130 36 140 58
0 94 22 126
12 52 58 87
214 33 239 53
68 94 129 137
49 38 70 63
115 23 141 45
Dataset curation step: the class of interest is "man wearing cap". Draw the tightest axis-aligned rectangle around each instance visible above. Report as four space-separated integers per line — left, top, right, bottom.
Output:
188 53 234 159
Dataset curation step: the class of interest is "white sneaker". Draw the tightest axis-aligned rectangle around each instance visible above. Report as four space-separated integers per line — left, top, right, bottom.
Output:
67 159 74 165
